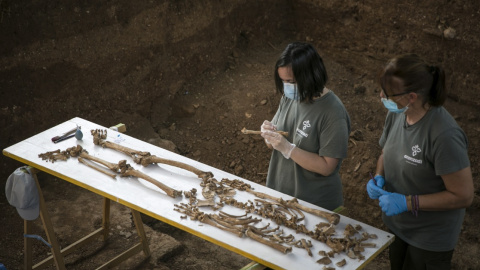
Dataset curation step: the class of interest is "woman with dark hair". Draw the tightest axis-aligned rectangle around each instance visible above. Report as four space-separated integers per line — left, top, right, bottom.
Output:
260 42 351 211
367 54 473 270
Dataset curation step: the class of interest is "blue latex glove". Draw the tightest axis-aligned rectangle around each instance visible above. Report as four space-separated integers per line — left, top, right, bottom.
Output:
379 193 408 216
367 179 389 199
374 175 385 189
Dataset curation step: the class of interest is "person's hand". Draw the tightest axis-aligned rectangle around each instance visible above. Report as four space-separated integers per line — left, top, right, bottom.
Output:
261 131 295 159
379 193 408 216
367 179 388 199
260 120 276 144
373 175 385 188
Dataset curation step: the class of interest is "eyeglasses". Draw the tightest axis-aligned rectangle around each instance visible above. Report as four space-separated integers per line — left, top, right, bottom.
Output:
381 88 410 100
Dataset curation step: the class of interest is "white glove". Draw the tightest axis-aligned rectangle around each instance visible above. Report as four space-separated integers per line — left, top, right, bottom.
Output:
260 120 277 144
261 131 296 159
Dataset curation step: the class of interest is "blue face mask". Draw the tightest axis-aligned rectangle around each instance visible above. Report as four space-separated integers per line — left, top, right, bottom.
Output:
381 98 408 113
284 82 300 100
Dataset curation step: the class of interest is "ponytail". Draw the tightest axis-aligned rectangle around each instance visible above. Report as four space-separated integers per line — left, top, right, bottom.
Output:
379 54 447 108
428 65 446 107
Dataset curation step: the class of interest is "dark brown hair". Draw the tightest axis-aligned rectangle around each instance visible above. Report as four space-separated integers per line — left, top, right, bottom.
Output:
379 54 446 107
274 42 328 103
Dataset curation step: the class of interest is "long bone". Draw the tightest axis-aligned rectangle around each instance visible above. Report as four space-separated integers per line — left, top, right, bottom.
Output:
67 145 182 198
138 155 214 180
245 228 292 254
67 145 122 172
78 157 117 179
91 129 213 180
246 188 340 225
116 161 183 198
241 127 289 137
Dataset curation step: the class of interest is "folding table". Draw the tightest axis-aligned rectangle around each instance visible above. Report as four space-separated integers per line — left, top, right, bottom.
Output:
3 117 394 269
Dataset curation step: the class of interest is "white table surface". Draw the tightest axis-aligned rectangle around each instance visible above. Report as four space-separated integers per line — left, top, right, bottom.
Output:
3 117 394 270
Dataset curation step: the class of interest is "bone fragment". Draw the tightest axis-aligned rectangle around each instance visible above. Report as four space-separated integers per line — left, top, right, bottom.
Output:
197 198 215 207
245 228 292 254
317 256 332 265
38 149 69 162
336 259 347 267
241 127 288 137
360 242 377 248
301 238 313 257
347 249 357 259
247 188 340 225
344 224 358 237
327 238 345 253
78 157 117 179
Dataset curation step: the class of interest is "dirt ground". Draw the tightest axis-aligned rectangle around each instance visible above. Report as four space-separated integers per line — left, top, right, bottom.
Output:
1 1 479 269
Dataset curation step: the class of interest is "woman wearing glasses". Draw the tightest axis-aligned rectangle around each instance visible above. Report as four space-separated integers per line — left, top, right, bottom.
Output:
260 42 351 211
367 54 473 270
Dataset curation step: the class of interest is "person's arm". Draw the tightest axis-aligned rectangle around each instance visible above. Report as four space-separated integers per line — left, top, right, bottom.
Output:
289 147 339 176
261 130 339 176
414 166 474 211
375 150 385 177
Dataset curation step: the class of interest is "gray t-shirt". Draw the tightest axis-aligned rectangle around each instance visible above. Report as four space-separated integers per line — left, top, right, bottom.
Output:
266 91 351 211
379 106 470 251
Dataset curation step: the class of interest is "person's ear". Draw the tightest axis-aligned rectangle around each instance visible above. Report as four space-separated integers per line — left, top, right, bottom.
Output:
407 92 418 103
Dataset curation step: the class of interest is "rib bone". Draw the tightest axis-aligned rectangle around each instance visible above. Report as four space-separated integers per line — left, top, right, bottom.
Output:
246 189 340 225
245 228 292 254
202 216 244 237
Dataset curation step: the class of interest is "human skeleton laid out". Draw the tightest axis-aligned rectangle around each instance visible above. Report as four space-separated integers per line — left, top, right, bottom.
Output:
38 129 379 268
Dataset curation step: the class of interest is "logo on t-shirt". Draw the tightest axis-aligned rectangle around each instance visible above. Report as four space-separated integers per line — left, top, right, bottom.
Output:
412 145 421 156
404 144 423 165
296 120 311 138
302 120 311 130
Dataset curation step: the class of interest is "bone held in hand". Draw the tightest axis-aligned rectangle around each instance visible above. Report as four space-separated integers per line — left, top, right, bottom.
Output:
246 188 340 225
241 127 288 137
245 228 292 254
